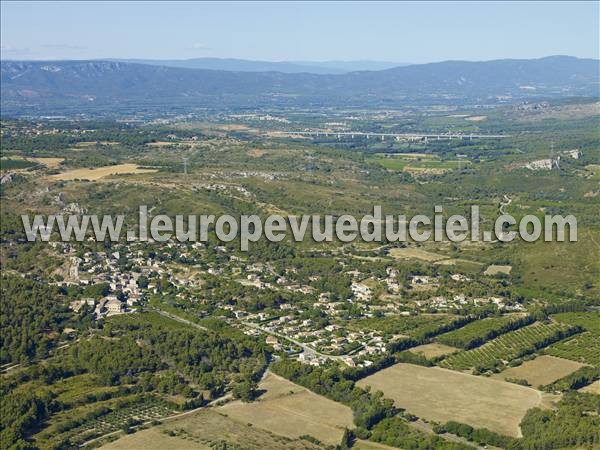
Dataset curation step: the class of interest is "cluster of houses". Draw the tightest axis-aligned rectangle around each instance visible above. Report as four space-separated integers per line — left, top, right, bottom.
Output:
58 246 150 318
414 295 525 312
51 230 527 368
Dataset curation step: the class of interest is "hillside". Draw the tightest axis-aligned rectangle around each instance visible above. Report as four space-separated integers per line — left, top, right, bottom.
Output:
1 56 598 115
107 57 404 74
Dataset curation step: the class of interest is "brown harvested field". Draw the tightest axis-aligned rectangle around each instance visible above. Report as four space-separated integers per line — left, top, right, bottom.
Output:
464 115 487 122
357 363 543 437
579 380 600 395
74 141 119 147
29 157 64 168
492 355 586 387
354 440 399 450
50 164 158 181
100 427 209 450
410 343 459 359
218 372 354 445
100 408 320 450
247 148 267 157
146 141 178 147
389 247 448 262
484 264 512 275
403 166 447 175
435 258 483 268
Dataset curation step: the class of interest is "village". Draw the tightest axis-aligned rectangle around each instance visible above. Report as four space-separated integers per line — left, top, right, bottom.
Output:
52 235 527 369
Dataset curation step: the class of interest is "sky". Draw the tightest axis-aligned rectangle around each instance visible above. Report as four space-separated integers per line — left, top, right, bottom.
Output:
1 1 598 63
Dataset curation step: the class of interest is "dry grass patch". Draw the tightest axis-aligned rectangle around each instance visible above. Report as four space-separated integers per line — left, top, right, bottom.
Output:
492 355 586 388
100 427 209 450
100 408 319 450
247 149 267 157
435 258 483 268
389 247 448 262
403 166 448 175
380 152 435 159
579 380 600 394
74 141 119 147
410 343 459 359
50 164 158 181
146 141 177 147
357 363 542 437
484 264 512 276
29 157 64 168
219 372 353 445
354 440 399 450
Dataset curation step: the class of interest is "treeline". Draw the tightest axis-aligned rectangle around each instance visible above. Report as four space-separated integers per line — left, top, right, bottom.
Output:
541 366 600 392
0 275 70 364
436 392 600 450
411 315 475 341
271 358 396 430
442 421 516 448
519 392 600 450
0 388 56 449
437 315 534 350
370 417 471 450
533 299 590 318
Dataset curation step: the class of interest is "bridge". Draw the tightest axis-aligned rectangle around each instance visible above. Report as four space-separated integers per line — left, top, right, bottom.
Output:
269 130 509 141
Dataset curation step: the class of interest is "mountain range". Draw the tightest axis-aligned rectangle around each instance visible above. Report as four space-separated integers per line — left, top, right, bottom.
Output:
106 58 405 74
1 56 598 116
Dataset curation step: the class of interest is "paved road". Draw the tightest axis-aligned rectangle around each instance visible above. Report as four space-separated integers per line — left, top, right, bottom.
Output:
152 308 209 332
240 320 348 361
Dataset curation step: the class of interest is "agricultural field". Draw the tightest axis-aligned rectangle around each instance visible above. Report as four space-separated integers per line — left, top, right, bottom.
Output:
436 314 532 349
369 153 468 174
29 157 65 168
218 372 354 445
100 409 322 450
348 314 457 339
545 312 600 367
440 322 579 371
550 312 600 333
483 264 512 276
357 363 543 437
353 440 399 450
545 332 600 367
49 163 158 180
34 395 178 449
492 355 586 388
579 380 600 394
388 246 449 262
1 157 43 170
409 342 459 359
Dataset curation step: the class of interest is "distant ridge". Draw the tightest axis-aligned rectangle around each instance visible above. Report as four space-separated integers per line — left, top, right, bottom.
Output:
1 56 598 116
105 58 406 74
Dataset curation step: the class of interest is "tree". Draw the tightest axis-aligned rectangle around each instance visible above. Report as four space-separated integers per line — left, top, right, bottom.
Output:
232 381 258 402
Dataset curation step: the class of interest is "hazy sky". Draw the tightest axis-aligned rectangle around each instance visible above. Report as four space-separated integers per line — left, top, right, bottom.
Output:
1 1 598 62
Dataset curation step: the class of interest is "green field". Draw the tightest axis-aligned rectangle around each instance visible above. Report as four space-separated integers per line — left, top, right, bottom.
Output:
440 322 580 371
545 312 600 367
436 315 533 349
0 158 38 170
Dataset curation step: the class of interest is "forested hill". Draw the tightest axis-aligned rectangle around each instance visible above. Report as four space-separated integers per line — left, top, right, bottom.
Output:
1 56 598 115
